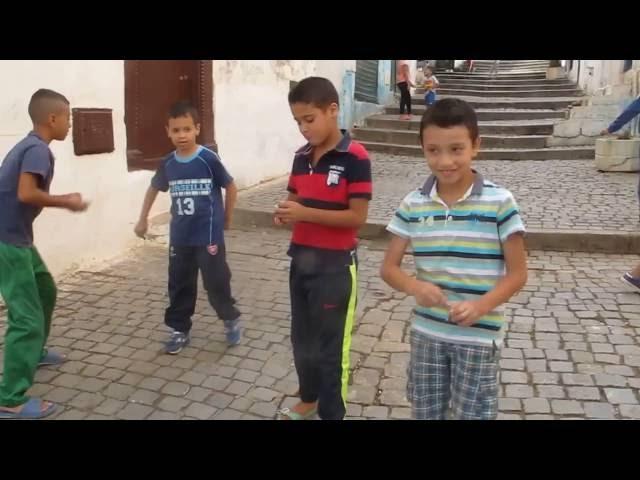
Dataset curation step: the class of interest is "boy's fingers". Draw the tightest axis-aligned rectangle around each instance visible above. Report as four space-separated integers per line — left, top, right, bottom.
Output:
450 304 469 321
449 303 462 314
459 316 475 327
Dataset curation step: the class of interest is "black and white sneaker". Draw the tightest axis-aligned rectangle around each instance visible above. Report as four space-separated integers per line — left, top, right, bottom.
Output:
164 331 190 354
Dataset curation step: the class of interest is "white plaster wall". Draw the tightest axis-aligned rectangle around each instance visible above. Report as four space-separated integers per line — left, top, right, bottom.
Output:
0 60 367 275
0 60 169 276
353 101 385 127
315 60 356 91
570 60 628 95
212 60 317 189
553 60 640 146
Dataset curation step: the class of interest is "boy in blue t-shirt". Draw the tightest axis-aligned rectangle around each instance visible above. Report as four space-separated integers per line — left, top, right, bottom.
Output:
135 101 241 354
0 89 89 420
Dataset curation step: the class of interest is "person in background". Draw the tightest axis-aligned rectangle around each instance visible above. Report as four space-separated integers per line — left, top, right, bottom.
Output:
397 61 415 120
600 95 640 293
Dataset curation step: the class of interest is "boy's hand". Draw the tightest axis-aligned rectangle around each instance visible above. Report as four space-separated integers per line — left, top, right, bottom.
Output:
134 219 148 239
410 280 449 308
449 300 487 327
273 201 287 226
600 129 610 136
65 193 89 212
275 200 307 223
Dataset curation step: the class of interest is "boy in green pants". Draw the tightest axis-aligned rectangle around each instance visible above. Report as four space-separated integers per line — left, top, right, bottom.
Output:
0 89 88 419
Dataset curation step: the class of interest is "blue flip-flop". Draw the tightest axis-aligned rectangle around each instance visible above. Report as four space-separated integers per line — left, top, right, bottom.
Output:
38 349 66 367
0 397 57 420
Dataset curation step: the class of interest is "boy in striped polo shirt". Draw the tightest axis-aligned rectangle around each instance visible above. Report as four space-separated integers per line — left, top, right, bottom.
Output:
381 98 528 420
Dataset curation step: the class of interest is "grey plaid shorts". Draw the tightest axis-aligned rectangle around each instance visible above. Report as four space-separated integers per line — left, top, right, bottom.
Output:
407 330 500 420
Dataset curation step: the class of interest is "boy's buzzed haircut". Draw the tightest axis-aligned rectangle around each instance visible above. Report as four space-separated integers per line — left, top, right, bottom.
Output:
288 77 340 109
168 100 200 124
419 98 479 144
28 89 69 124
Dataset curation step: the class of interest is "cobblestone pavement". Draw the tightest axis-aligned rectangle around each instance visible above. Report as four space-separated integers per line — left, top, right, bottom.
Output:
237 153 640 233
1 228 639 420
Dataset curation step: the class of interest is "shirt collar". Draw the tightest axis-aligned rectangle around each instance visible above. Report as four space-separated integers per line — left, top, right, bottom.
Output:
295 130 351 156
421 170 484 201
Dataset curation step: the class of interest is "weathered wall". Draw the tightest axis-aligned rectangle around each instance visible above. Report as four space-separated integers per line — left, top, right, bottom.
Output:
0 60 169 276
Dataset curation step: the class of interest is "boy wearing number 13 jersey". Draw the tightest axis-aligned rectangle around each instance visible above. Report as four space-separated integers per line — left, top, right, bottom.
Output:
134 101 241 354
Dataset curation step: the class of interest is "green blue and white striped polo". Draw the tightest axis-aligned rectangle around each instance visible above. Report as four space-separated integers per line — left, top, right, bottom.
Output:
386 171 525 347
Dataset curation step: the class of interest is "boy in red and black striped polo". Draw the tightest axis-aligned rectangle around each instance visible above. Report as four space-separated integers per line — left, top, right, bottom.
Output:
274 77 372 420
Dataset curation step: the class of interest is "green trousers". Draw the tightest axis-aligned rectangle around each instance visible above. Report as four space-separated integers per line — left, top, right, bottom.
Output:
0 242 56 407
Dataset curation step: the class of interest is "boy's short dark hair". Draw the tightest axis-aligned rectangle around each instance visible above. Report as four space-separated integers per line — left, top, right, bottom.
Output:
168 100 200 124
28 89 69 124
288 77 339 109
419 98 479 144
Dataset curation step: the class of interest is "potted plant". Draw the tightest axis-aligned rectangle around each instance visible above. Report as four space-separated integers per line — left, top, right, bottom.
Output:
547 60 565 80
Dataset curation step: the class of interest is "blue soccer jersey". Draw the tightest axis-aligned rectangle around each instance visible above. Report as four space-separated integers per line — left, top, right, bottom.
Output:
151 146 233 247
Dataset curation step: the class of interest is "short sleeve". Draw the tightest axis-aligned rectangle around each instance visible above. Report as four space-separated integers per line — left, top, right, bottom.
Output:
386 193 413 239
210 153 233 188
286 160 297 194
151 161 169 192
497 192 526 243
20 145 51 180
346 145 372 200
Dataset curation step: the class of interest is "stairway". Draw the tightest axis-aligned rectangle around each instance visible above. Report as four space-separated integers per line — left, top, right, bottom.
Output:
471 59 551 74
353 60 595 161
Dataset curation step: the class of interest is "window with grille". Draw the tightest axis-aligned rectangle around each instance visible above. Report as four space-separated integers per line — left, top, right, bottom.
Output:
354 60 379 103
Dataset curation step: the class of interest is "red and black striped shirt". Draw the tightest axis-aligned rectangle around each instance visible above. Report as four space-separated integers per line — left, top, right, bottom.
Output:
286 132 372 268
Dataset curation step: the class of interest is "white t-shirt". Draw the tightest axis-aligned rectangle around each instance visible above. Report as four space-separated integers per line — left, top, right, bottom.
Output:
424 75 439 91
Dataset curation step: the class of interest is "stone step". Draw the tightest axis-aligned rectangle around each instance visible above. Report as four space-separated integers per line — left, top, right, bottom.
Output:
441 76 570 83
473 65 547 70
431 88 582 98
231 209 640 254
472 60 549 66
410 95 582 110
436 73 547 81
472 63 549 70
472 61 549 66
384 107 567 120
365 115 558 135
432 82 576 91
473 66 547 72
358 141 595 160
437 78 573 87
352 128 550 149
471 59 549 63
232 206 640 255
473 69 548 74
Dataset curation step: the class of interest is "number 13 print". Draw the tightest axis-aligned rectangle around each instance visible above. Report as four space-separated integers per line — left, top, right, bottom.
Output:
176 197 195 215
